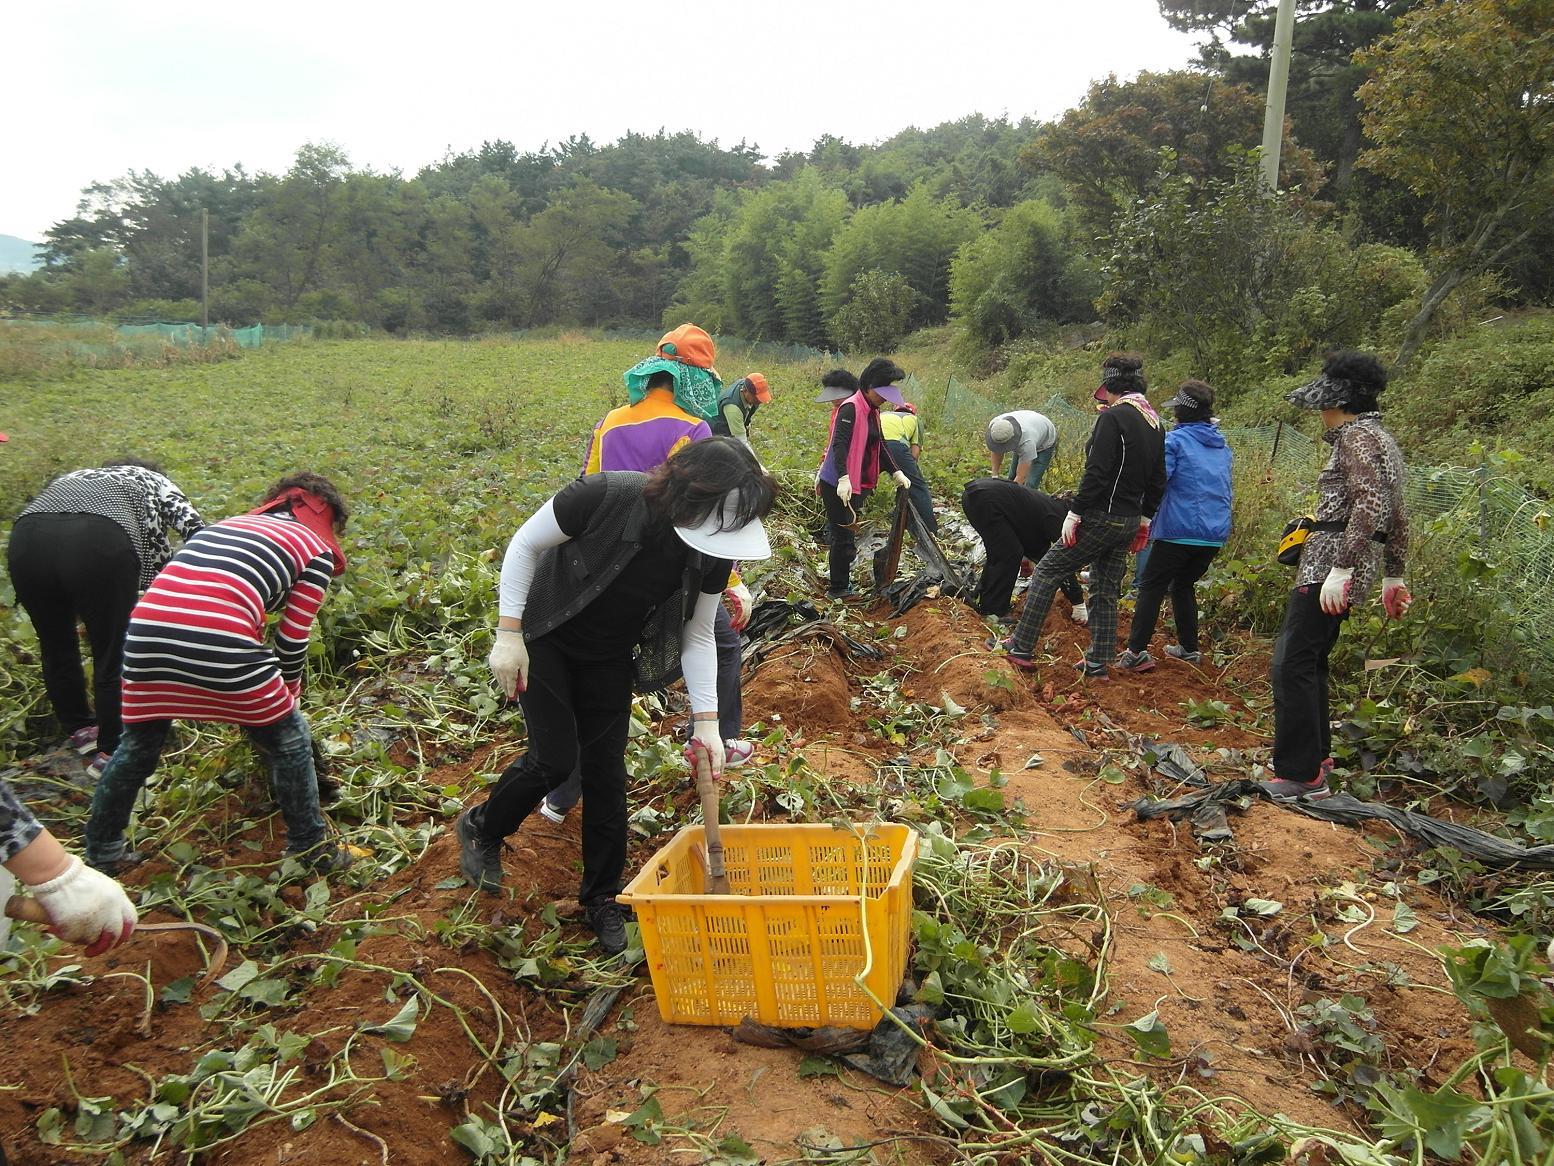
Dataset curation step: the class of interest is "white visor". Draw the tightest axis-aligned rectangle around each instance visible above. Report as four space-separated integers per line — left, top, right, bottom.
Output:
674 495 772 561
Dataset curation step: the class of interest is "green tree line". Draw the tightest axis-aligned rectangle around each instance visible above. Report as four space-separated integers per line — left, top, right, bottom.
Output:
2 0 1549 382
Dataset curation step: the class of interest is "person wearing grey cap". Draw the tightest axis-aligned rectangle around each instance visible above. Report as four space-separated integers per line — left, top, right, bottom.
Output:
1115 381 1232 673
985 410 1059 491
1262 351 1411 801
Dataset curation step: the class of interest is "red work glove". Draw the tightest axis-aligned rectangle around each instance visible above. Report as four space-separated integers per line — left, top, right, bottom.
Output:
1129 518 1151 555
1061 512 1081 548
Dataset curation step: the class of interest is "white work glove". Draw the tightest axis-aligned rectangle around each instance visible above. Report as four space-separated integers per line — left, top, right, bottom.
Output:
722 582 753 631
1061 511 1081 548
488 628 529 698
836 476 853 506
892 470 911 490
27 856 137 956
1069 602 1089 626
1319 566 1354 616
1381 577 1412 619
690 719 726 780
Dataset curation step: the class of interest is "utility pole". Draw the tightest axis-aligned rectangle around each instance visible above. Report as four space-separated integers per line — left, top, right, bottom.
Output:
1259 0 1298 191
201 208 209 331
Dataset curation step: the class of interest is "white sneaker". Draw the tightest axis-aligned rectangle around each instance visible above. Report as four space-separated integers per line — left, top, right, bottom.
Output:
1069 603 1089 626
724 739 755 767
537 797 568 824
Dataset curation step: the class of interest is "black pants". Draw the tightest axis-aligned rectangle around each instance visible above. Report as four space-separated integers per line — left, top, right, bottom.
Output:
819 480 872 594
1127 541 1219 654
6 513 140 754
1270 585 1346 783
884 441 936 533
961 481 1081 617
472 636 633 905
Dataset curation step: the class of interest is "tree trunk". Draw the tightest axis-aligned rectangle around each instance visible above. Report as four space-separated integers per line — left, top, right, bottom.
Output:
1393 266 1465 374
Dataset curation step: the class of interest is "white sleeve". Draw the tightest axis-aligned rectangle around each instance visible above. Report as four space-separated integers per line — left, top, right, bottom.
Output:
678 590 721 714
497 500 569 620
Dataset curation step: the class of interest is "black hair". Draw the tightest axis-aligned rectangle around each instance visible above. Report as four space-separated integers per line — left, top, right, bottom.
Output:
261 472 351 531
820 368 858 393
1100 352 1147 395
1174 379 1214 423
105 457 165 474
859 358 905 391
645 370 675 390
1324 350 1387 412
641 436 777 535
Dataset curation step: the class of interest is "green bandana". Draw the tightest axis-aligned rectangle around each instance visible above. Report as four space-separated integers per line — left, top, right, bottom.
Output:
623 357 723 421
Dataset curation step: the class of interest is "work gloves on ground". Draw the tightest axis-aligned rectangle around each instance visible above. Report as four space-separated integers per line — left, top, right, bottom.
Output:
1319 566 1354 615
1382 577 1412 619
689 719 726 780
1061 511 1081 548
27 856 137 956
1129 518 1151 554
891 470 911 490
722 582 753 631
836 476 853 506
489 628 529 698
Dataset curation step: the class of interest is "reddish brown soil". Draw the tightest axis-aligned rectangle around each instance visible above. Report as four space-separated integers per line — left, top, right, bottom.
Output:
0 595 1498 1163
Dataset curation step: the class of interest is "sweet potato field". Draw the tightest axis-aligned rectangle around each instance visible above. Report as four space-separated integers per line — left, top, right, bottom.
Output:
2 336 1550 1165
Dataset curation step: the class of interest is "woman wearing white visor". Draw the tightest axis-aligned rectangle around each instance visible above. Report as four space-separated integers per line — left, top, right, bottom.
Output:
457 438 776 954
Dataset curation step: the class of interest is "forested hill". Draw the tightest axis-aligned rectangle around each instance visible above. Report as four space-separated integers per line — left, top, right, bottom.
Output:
0 235 40 274
1 0 1549 387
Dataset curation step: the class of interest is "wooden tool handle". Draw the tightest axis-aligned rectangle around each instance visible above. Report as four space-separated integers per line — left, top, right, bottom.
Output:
5 895 49 924
686 739 729 891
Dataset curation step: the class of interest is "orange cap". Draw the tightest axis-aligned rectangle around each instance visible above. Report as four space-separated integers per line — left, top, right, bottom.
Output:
743 373 771 403
657 324 717 371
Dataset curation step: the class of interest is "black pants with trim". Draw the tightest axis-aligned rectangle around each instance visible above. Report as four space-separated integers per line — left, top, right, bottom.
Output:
474 636 633 905
7 513 140 754
1127 540 1219 655
1270 584 1346 783
819 480 872 594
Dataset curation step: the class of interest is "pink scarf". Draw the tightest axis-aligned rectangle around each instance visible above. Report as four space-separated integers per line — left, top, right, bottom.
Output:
1112 392 1162 429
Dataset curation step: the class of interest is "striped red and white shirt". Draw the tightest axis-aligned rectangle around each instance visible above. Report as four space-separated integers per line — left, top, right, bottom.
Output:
121 514 336 726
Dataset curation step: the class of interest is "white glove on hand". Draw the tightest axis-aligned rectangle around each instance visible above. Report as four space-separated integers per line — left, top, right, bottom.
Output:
1061 511 1081 548
690 719 726 780
892 470 911 490
1319 566 1354 616
488 628 529 698
836 476 853 506
1381 577 1412 619
722 582 753 631
27 856 137 956
1069 602 1089 626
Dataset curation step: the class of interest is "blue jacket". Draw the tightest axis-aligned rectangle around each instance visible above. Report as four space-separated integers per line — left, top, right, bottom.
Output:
1152 422 1232 544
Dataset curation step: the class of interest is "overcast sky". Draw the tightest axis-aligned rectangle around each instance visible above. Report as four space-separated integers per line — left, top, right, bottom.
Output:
4 0 1205 241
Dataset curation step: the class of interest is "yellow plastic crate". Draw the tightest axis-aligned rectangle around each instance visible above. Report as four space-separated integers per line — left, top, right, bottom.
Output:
618 823 918 1030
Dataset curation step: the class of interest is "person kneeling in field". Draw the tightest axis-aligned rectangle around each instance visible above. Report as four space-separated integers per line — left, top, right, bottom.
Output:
459 438 776 955
84 473 353 876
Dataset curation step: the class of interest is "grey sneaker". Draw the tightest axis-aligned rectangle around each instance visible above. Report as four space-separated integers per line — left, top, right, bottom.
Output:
584 899 629 956
537 796 568 825
455 809 504 894
86 847 145 876
1260 775 1331 801
1073 659 1110 680
1116 649 1156 673
1164 645 1202 663
284 842 353 875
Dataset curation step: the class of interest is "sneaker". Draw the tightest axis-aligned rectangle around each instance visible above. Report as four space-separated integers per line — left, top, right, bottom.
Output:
1115 649 1156 674
85 751 112 779
455 808 504 895
724 739 756 767
86 847 144 876
67 726 99 755
1078 571 1092 585
284 842 353 874
537 796 568 825
1073 659 1110 680
1260 775 1331 801
584 899 629 956
1164 645 1202 663
826 587 859 601
985 638 1036 670
1069 603 1089 626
